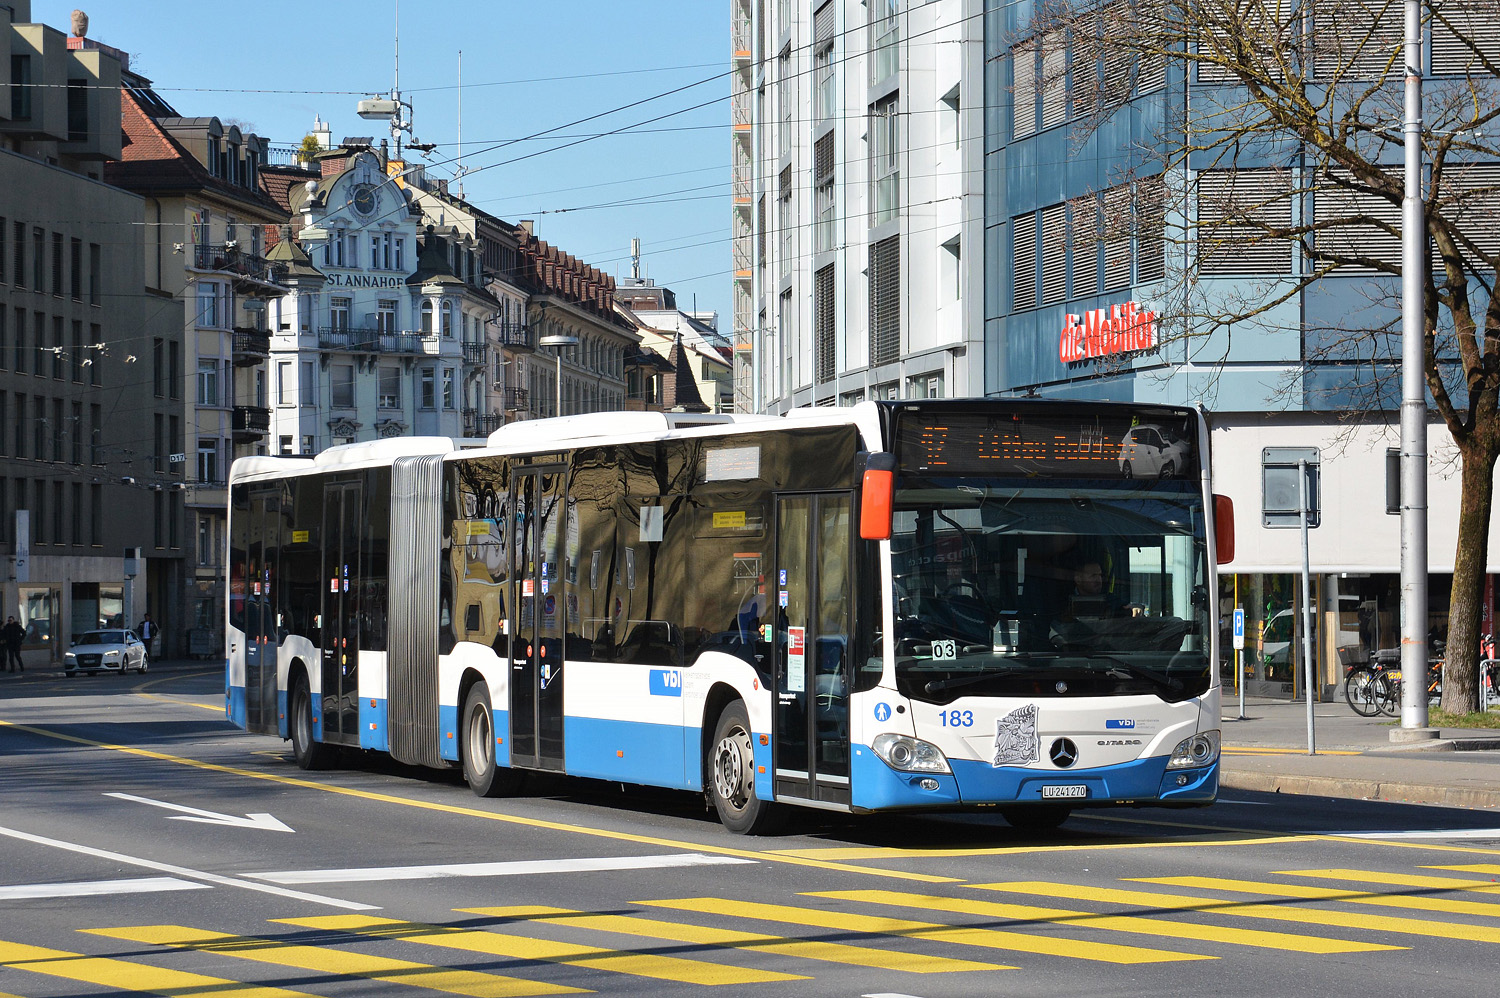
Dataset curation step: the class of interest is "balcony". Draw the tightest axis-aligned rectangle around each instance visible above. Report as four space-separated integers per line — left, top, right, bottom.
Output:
193 244 285 292
463 409 504 436
462 341 487 366
317 327 437 356
232 327 271 366
502 387 530 411
232 405 270 442
493 320 534 352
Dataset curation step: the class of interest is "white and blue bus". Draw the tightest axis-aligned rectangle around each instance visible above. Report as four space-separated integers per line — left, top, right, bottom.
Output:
227 399 1234 834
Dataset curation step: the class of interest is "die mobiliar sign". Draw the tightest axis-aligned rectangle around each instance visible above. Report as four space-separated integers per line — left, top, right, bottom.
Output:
1059 301 1158 364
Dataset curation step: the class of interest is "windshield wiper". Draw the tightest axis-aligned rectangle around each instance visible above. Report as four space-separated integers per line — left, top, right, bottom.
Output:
1083 653 1184 694
922 653 1058 695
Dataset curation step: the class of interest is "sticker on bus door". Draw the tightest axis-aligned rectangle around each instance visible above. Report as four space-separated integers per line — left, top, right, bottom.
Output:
786 626 806 693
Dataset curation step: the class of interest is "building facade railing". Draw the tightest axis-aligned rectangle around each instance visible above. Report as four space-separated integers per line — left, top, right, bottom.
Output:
492 320 534 351
463 409 505 435
232 405 270 437
462 341 487 365
193 243 281 286
502 386 530 411
232 328 271 365
316 327 441 356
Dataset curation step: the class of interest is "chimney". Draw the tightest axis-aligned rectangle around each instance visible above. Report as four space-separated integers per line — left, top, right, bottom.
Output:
518 219 534 236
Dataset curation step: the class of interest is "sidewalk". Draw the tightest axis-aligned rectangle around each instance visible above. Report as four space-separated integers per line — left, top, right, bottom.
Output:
1220 695 1500 810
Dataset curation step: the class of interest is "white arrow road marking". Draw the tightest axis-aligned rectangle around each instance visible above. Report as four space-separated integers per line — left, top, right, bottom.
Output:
0 876 209 900
252 852 756 885
1315 828 1500 840
105 792 294 832
0 824 375 910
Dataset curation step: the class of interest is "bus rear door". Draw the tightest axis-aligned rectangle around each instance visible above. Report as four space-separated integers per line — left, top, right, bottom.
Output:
509 466 567 772
320 481 362 744
773 493 852 808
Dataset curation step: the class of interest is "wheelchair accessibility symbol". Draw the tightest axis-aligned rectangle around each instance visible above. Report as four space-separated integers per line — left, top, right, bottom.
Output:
873 702 892 722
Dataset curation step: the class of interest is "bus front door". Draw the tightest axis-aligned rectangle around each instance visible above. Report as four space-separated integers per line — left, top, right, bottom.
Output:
319 482 362 744
773 493 852 807
509 467 567 772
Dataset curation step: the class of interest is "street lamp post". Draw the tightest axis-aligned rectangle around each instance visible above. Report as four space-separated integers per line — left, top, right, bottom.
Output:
538 332 579 418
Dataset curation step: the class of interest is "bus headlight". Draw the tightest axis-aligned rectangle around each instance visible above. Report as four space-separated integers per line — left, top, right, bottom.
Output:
1167 730 1220 769
872 733 951 774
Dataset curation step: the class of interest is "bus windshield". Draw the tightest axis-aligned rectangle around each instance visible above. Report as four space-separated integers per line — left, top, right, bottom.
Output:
882 477 1211 705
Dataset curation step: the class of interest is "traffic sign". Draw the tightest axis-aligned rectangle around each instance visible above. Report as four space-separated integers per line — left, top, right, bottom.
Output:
1232 607 1245 650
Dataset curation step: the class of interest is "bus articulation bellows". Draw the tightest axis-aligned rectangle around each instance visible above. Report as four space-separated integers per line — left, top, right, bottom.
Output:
228 399 1233 834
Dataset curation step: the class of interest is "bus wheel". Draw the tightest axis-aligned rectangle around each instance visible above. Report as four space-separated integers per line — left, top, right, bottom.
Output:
708 702 784 835
1001 805 1072 833
291 675 334 771
463 681 519 798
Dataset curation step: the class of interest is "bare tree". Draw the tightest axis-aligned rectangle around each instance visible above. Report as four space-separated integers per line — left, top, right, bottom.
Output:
1023 0 1500 710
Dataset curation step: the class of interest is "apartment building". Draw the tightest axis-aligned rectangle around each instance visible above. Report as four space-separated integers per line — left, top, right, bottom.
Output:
737 0 985 412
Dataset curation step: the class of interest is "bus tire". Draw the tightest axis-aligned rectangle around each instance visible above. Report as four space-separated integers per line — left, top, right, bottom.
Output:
1001 805 1072 833
708 701 785 835
463 681 519 798
290 675 334 771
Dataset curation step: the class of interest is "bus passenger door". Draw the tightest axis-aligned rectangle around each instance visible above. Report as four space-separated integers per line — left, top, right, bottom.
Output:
244 491 279 732
773 493 852 807
320 482 362 743
509 467 567 772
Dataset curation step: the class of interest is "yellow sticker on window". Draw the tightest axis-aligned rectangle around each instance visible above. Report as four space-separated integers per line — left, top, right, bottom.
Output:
713 511 747 528
292 530 309 544
467 521 492 536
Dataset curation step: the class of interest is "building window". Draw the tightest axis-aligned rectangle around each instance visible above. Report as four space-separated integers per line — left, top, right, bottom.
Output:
197 281 220 328
13 221 24 288
1012 213 1038 311
814 2 836 121
778 165 793 278
90 483 101 546
11 54 34 120
1013 43 1036 140
70 238 82 300
168 340 180 397
869 0 899 83
420 368 435 409
869 95 900 226
89 243 100 305
32 228 44 290
301 360 316 405
279 435 293 455
377 299 396 334
1041 203 1067 306
813 265 836 384
330 296 351 331
441 300 454 337
442 367 455 409
301 434 315 455
277 360 292 405
197 438 219 485
379 366 401 408
1070 195 1100 298
869 235 901 366
421 300 434 334
196 209 211 246
197 359 219 406
71 482 81 546
1040 31 1067 130
371 236 381 270
814 132 836 254
777 48 792 153
331 364 355 408
395 237 404 271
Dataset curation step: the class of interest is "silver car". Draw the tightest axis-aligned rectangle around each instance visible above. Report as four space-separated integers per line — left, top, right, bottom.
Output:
1118 424 1192 479
64 629 149 676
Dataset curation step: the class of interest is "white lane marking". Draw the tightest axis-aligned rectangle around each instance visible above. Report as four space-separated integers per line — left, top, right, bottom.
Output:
1315 828 1500 840
252 852 757 885
0 876 209 900
1216 799 1277 806
0 824 376 910
105 792 294 833
863 993 930 998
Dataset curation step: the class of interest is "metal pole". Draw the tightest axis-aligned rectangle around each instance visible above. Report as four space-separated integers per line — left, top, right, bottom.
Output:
1300 459 1316 755
555 351 563 418
1400 0 1430 729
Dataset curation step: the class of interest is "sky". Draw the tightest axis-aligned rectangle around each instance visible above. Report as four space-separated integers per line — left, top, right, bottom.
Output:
63 0 732 323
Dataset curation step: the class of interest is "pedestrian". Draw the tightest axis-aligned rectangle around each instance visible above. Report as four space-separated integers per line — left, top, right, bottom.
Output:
136 612 158 658
1 615 24 672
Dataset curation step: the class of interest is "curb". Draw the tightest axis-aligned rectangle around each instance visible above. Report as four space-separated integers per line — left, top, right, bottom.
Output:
1220 770 1500 810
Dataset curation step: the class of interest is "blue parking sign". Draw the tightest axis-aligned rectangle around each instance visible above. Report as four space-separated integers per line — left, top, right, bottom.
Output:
1232 608 1245 650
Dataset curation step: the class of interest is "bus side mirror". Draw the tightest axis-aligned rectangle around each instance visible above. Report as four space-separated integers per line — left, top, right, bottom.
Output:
1214 494 1235 565
860 452 897 540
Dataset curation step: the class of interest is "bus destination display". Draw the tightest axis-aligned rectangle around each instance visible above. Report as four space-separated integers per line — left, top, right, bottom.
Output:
893 407 1198 479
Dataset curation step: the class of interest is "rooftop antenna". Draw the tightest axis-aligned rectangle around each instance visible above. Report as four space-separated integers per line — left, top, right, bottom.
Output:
356 0 434 156
454 50 467 198
631 237 641 281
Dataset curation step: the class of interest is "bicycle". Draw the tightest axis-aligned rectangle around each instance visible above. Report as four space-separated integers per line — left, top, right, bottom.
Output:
1373 657 1443 716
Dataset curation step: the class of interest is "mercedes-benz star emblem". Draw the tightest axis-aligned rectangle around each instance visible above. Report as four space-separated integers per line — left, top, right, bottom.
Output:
1049 737 1079 768
1054 680 1069 693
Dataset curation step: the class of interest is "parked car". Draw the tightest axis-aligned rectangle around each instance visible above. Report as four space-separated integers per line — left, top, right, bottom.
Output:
64 629 149 676
1118 424 1192 479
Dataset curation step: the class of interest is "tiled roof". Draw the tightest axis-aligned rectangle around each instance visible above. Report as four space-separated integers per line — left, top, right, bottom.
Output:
663 335 710 413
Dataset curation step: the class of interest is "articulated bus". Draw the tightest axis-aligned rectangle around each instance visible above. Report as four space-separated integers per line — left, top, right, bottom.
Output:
227 399 1234 834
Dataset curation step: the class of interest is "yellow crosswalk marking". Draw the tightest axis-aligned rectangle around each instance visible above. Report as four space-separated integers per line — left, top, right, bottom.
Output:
1281 868 1500 893
1137 875 1500 919
279 913 802 986
83 925 580 997
975 881 1500 944
1428 864 1500 878
459 905 991 974
0 939 306 998
637 896 1209 965
811 889 1400 955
